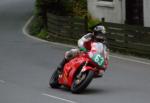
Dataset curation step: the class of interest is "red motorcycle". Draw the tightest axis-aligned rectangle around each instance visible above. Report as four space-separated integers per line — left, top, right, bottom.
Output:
49 50 109 93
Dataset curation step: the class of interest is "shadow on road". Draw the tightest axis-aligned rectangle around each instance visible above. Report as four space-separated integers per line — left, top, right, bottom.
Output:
49 86 110 95
79 88 108 95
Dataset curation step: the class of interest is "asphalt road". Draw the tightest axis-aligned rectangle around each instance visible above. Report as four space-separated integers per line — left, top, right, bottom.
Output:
0 0 150 103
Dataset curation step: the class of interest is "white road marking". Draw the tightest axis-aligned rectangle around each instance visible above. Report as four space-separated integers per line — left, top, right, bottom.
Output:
23 16 150 66
110 55 150 65
0 80 5 84
42 93 77 103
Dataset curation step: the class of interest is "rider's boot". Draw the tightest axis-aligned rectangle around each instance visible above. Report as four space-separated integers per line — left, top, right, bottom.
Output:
57 58 68 73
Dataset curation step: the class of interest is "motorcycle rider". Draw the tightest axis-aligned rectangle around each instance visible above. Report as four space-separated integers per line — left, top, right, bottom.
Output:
57 24 108 76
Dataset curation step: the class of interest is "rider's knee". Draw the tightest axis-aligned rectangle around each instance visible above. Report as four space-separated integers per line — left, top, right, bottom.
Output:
65 49 80 60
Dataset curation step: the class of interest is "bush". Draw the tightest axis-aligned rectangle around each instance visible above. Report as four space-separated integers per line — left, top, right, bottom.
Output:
37 28 48 39
88 15 101 31
73 0 87 17
29 16 44 36
30 0 48 36
31 0 88 39
35 0 45 16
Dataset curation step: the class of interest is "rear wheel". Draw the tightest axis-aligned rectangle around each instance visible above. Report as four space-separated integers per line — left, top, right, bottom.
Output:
71 70 94 93
49 69 61 88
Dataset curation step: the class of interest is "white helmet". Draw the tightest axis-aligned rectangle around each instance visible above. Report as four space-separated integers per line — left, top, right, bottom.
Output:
93 25 106 34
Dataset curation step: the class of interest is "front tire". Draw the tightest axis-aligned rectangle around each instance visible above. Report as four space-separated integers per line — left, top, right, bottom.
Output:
71 70 94 93
49 69 61 88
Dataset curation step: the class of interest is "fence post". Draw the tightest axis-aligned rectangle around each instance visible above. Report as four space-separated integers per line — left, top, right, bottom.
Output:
84 16 88 33
101 17 105 25
124 26 129 53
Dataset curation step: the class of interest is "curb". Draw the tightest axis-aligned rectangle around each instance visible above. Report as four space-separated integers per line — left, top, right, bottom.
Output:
22 16 76 48
22 16 49 43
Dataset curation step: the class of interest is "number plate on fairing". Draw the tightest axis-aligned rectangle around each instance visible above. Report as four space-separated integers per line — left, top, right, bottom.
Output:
92 54 104 67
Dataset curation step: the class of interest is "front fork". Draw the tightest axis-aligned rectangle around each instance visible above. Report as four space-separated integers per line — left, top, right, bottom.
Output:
78 61 97 78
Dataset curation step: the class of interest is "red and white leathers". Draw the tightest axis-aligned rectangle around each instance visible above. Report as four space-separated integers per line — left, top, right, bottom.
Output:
78 33 93 51
88 42 109 69
65 32 109 65
65 33 94 60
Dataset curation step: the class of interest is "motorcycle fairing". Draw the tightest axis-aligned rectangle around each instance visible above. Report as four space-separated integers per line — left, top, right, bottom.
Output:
58 55 90 87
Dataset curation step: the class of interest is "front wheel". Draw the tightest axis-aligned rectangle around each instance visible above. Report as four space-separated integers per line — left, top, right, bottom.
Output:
49 69 61 88
71 70 94 93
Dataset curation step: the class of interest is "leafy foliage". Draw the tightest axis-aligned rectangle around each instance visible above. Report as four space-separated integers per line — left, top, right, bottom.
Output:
37 28 48 39
29 16 43 36
73 0 87 17
31 0 88 39
35 0 45 16
88 15 101 31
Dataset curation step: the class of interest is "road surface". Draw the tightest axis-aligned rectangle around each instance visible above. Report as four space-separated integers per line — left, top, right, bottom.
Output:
0 0 150 103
